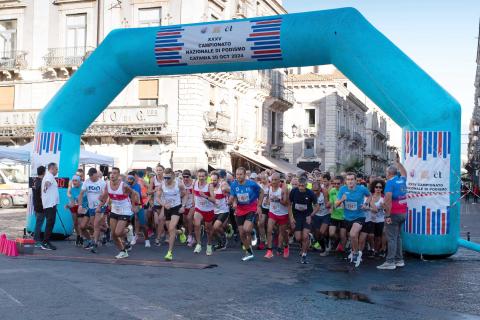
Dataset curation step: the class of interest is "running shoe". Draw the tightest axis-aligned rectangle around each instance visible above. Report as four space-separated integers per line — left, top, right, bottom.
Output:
115 251 129 259
35 241 43 248
187 235 193 247
206 245 213 256
347 251 353 263
320 247 330 257
126 225 134 243
395 260 405 267
352 253 359 267
264 249 274 259
41 241 56 251
355 251 363 268
300 254 308 264
124 243 132 252
155 238 162 247
226 224 234 238
145 240 151 248
101 234 107 246
242 251 254 261
313 241 321 250
283 246 290 258
75 235 82 247
251 229 258 247
90 243 98 254
288 235 294 245
336 243 344 252
83 241 93 250
194 244 202 254
377 262 396 270
179 229 187 244
258 242 265 250
164 250 173 261
276 247 283 256
130 235 138 246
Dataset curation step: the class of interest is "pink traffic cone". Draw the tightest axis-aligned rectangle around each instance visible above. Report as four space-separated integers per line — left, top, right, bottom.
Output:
0 234 6 255
7 240 18 257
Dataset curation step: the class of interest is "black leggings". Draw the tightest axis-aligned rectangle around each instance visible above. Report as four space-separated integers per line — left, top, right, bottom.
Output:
34 206 57 242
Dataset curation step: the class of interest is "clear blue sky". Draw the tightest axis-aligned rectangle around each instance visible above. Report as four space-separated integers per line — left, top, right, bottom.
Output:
284 0 480 160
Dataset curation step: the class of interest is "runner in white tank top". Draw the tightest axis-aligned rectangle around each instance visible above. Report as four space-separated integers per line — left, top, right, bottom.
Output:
181 169 196 247
98 167 139 259
312 181 331 257
264 173 291 260
192 169 216 255
257 173 270 250
211 172 231 251
149 165 165 246
160 168 186 261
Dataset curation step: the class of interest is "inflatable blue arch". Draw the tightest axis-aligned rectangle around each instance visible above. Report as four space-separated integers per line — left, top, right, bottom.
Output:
29 8 480 256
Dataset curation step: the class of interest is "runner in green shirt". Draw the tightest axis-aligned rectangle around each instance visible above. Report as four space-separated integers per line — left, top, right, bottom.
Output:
328 176 347 252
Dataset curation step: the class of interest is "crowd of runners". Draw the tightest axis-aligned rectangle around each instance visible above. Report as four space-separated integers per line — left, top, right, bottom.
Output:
49 154 407 269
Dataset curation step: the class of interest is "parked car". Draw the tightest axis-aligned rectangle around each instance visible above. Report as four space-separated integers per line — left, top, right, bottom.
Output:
0 167 29 208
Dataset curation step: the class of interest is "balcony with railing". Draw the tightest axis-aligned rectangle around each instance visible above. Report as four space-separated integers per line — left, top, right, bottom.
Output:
43 47 94 68
0 51 27 71
304 148 315 158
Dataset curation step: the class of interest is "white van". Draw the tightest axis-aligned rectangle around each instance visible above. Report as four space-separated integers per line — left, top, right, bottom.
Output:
0 166 29 208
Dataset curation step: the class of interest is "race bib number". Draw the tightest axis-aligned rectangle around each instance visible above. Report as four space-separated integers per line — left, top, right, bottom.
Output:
271 202 279 211
237 193 250 203
294 203 308 211
197 197 208 207
345 201 358 211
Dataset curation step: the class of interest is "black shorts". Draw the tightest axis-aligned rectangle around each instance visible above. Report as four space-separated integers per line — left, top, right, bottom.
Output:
363 222 385 237
153 205 163 211
235 212 256 226
312 214 330 230
215 212 229 223
261 207 269 215
329 218 346 229
110 212 132 222
346 217 366 232
293 212 311 232
164 205 182 221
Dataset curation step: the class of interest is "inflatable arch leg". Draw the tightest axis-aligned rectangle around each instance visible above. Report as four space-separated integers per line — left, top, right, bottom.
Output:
31 8 478 255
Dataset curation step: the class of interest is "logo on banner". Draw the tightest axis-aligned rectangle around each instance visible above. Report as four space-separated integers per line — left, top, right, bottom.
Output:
404 131 451 236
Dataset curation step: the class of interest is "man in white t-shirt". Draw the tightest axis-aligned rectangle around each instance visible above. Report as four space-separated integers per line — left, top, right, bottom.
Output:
78 167 106 252
40 162 59 251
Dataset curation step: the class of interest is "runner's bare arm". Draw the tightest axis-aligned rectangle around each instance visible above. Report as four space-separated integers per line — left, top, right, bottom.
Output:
207 184 216 203
280 185 289 206
396 152 407 177
323 189 331 208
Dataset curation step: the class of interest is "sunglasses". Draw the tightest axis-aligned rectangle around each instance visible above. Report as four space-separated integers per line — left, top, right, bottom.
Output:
375 185 383 189
312 189 319 192
182 175 191 178
164 176 172 180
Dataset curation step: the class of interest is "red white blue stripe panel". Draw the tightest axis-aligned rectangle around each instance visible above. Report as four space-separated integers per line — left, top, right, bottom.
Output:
34 132 62 155
404 131 451 160
404 206 449 235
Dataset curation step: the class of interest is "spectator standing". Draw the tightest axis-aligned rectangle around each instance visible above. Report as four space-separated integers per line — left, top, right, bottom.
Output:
40 162 60 250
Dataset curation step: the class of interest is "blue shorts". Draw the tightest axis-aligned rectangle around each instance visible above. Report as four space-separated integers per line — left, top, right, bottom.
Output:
136 209 146 226
87 206 106 217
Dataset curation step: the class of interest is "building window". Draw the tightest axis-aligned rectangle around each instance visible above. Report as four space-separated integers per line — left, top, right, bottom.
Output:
66 13 86 59
304 138 314 157
271 110 277 144
306 109 315 128
139 7 162 27
138 79 158 105
0 86 14 111
0 19 17 56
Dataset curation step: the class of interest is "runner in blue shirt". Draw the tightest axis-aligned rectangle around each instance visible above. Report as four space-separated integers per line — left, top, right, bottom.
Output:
336 172 370 267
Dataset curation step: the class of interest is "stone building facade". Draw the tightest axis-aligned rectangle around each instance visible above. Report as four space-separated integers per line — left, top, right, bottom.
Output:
284 70 369 173
364 111 389 176
0 0 298 172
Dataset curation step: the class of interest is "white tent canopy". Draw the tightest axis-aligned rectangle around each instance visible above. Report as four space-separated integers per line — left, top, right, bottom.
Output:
0 146 30 163
3 143 114 166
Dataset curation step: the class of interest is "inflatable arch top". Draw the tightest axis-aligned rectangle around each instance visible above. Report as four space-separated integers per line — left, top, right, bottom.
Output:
31 7 480 256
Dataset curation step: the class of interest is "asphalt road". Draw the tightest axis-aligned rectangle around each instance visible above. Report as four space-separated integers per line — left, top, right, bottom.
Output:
0 202 479 320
